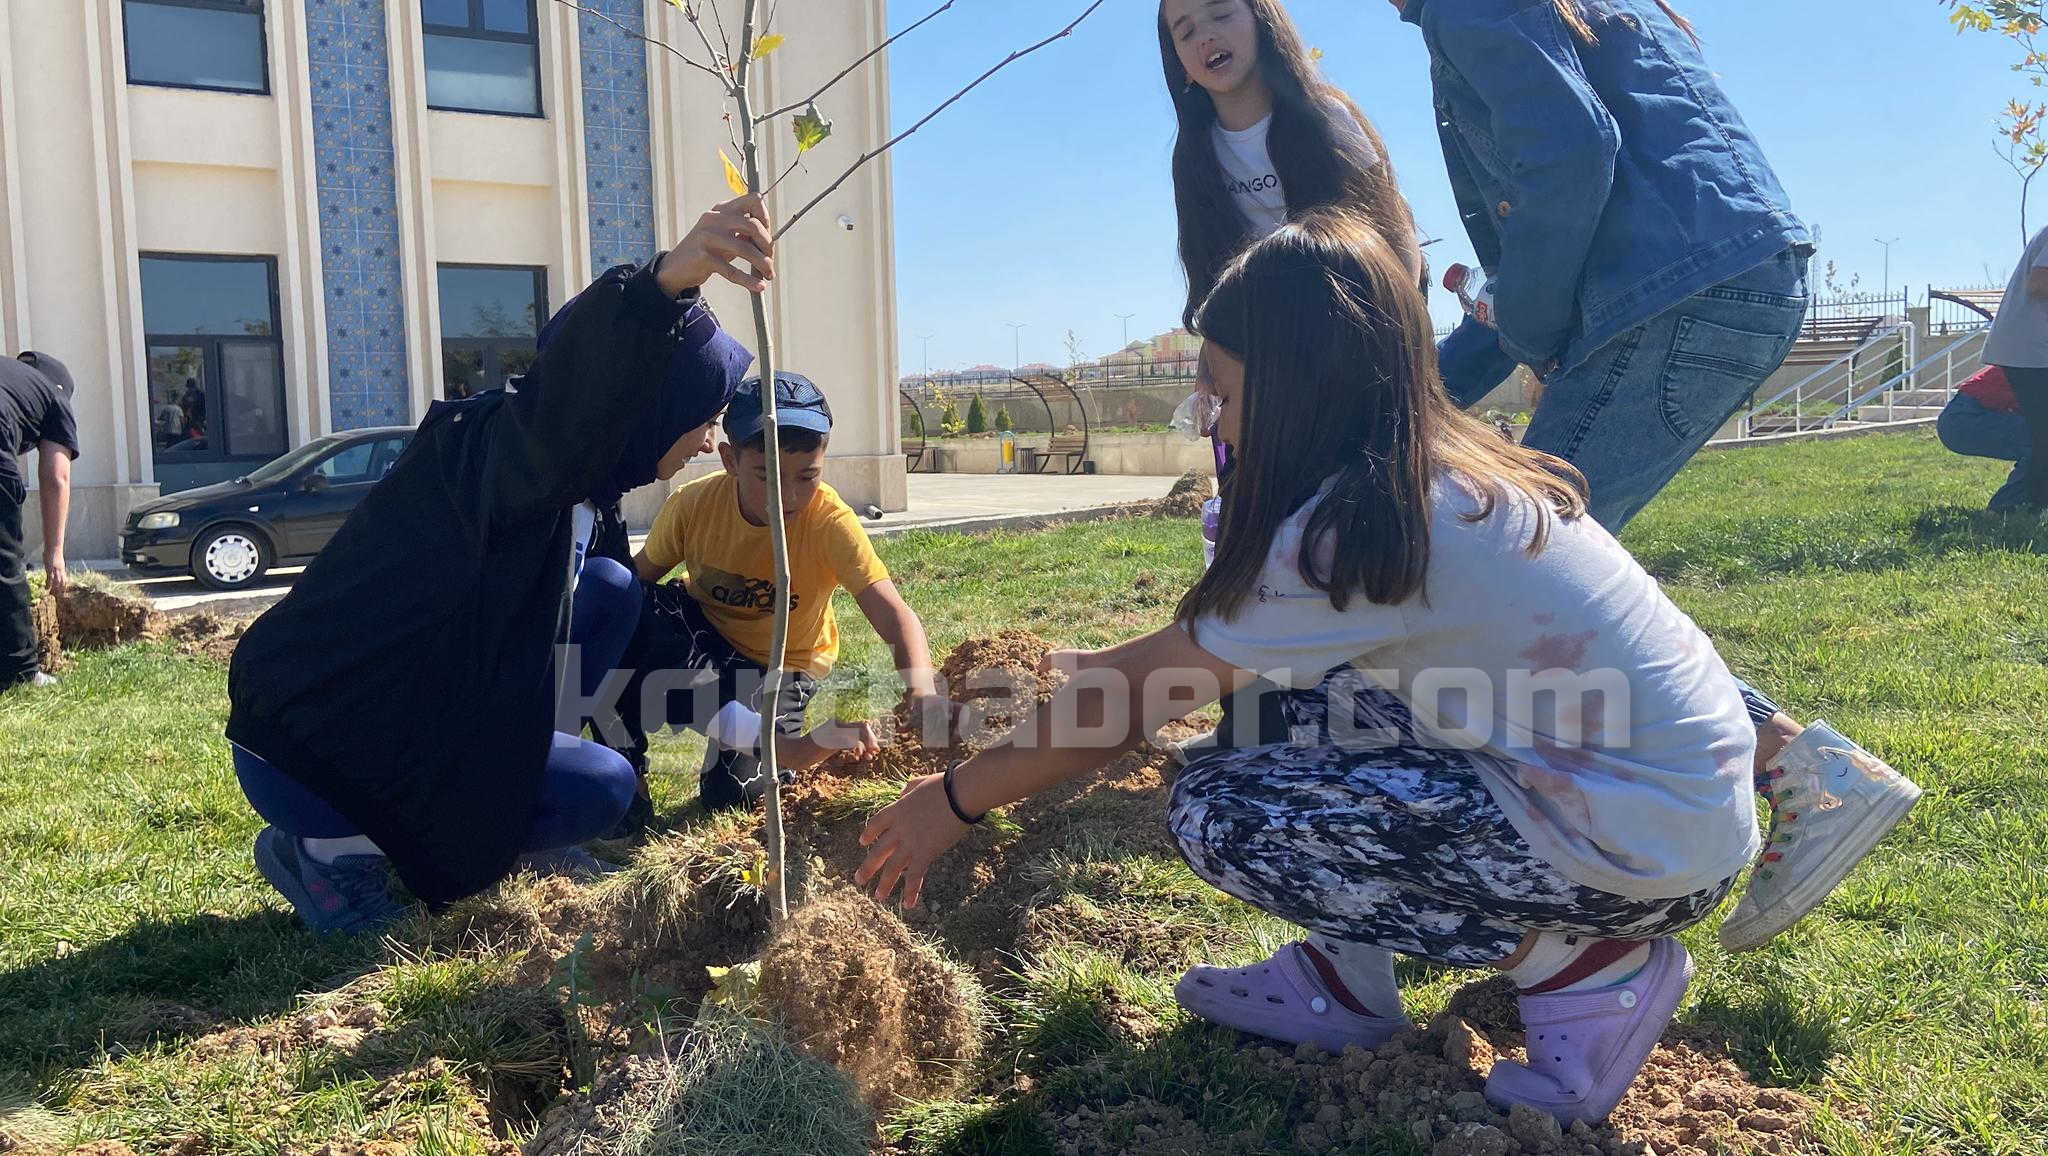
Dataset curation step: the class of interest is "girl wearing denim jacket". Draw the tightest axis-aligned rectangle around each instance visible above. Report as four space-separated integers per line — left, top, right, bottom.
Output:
1392 0 1921 956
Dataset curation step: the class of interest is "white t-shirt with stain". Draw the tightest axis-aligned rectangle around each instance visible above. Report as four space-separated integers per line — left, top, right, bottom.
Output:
1190 475 1760 900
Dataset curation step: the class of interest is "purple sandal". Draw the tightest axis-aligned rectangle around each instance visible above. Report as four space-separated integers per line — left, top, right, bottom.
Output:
1484 937 1692 1123
1174 942 1412 1054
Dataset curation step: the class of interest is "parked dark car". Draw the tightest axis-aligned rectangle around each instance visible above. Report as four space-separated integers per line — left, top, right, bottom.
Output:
122 427 414 590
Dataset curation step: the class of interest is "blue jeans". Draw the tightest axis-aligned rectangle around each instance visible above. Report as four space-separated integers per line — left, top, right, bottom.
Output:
1451 248 1811 729
233 735 635 853
1937 393 2036 512
570 556 644 699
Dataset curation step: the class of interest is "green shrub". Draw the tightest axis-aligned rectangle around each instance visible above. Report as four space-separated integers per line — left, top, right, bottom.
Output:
966 395 989 435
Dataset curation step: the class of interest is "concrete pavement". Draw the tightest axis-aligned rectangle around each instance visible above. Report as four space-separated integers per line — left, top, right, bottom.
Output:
101 472 1190 615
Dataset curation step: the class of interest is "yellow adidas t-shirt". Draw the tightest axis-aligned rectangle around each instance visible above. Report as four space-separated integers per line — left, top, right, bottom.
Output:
641 473 889 677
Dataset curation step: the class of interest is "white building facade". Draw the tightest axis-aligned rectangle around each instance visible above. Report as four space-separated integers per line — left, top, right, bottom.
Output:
3 0 903 559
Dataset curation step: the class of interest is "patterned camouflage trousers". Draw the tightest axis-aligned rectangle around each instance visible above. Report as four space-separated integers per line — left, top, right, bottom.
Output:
1167 666 1734 967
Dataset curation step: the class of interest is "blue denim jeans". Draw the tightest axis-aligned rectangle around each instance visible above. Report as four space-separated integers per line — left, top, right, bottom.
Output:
1519 247 1810 729
1522 248 1811 530
233 736 635 852
1937 392 2036 512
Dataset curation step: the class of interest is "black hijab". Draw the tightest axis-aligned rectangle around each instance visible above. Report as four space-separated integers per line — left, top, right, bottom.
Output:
535 290 752 506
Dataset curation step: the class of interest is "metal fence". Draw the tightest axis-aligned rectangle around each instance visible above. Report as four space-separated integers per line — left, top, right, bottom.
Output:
1927 285 2003 335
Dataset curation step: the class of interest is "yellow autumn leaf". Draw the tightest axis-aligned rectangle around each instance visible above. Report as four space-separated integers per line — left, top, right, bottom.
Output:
751 33 786 59
720 149 748 196
1310 46 1324 61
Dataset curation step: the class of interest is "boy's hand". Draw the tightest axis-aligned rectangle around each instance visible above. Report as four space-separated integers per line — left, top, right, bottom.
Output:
781 719 881 770
857 773 973 908
657 195 774 295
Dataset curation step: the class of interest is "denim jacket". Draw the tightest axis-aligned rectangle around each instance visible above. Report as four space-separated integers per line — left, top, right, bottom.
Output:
1405 0 1809 373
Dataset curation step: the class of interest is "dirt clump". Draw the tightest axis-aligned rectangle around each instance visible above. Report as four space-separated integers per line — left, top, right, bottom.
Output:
167 611 250 663
1048 994 1818 1156
54 584 166 650
753 888 984 1110
938 627 1059 707
1150 470 1214 518
30 587 64 674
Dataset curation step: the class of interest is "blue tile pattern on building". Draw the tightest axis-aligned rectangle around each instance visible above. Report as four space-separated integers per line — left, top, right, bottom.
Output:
580 0 658 274
307 0 410 428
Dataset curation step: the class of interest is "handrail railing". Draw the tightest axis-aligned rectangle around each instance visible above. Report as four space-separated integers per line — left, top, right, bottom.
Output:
1741 322 1911 436
1821 327 1988 428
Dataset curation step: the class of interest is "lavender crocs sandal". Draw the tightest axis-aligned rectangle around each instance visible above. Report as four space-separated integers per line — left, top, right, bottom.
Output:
1484 937 1693 1123
1175 941 1413 1054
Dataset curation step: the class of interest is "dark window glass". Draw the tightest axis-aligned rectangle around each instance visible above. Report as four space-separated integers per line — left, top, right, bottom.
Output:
140 255 288 469
422 0 541 117
437 264 547 398
139 257 275 335
123 0 268 94
316 441 379 483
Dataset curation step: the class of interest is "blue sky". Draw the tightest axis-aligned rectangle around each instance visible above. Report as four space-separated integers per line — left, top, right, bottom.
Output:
880 0 2033 371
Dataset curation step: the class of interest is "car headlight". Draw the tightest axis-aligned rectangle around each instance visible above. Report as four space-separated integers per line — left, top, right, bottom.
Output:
137 512 180 531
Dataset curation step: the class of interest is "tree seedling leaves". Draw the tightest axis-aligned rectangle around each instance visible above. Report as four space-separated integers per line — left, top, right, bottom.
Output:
721 149 749 196
751 32 786 59
792 102 833 153
704 960 763 1007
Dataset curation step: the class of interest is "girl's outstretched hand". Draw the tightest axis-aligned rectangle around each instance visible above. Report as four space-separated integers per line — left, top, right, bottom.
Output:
856 773 972 908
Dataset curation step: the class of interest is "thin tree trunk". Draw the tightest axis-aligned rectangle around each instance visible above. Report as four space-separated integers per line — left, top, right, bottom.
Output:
732 0 792 922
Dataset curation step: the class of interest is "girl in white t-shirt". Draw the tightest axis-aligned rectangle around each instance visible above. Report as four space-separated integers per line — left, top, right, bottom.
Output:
1158 0 1421 328
856 211 1759 1125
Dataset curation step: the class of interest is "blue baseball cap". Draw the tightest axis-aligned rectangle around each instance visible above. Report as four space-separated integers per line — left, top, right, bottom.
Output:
724 371 833 445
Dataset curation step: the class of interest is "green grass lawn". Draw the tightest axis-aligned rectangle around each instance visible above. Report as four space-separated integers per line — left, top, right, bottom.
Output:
2 428 2044 1153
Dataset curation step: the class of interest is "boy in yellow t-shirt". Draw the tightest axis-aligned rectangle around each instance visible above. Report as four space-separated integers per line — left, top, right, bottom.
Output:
613 372 954 814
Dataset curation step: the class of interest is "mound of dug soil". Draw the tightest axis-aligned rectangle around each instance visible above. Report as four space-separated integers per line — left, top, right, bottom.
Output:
1150 470 1214 518
754 889 984 1110
30 588 64 674
165 611 250 664
1047 995 1817 1156
54 584 166 650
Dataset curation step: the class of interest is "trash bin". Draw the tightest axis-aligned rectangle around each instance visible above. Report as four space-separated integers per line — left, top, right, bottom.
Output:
1015 447 1038 474
929 446 956 473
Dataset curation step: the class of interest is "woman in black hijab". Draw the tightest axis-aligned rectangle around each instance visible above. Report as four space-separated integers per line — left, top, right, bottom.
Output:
226 199 770 933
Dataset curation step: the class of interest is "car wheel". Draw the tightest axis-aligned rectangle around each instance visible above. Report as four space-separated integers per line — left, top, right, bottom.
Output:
192 525 271 590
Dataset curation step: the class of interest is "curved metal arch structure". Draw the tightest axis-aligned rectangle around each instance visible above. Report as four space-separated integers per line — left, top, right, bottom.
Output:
1008 371 1091 473
899 388 931 472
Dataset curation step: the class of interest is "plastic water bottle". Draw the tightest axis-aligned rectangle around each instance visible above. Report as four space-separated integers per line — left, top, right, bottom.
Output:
1443 263 1498 328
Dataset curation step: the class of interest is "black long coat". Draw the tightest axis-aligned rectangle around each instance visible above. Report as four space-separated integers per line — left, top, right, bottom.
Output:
227 262 692 904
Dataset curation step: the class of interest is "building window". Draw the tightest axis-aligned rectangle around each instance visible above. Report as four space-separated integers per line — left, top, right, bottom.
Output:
438 264 547 398
123 0 269 95
140 255 288 468
422 0 542 117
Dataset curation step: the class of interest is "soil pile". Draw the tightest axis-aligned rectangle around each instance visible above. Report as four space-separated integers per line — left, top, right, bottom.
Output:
165 611 250 663
1150 470 1213 518
753 888 984 1109
30 587 64 674
1046 991 1817 1156
54 585 166 650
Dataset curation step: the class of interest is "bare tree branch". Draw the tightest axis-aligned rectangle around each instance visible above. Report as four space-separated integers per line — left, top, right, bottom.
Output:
753 0 956 123
762 152 805 197
679 1 733 84
708 0 735 70
774 0 1108 239
546 0 725 84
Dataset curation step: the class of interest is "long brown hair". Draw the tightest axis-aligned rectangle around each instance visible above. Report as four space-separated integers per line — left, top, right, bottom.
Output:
1158 0 1416 330
1177 211 1587 624
1553 0 1696 45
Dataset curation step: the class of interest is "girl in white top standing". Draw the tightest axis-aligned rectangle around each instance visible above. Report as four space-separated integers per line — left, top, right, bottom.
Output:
856 212 1758 1124
1159 0 1421 326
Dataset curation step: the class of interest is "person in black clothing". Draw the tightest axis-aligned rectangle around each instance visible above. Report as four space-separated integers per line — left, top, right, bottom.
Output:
226 197 773 934
1 351 79 692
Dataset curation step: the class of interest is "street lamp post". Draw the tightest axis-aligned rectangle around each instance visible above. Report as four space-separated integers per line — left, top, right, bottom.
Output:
914 330 933 400
1114 312 1135 350
1005 321 1027 372
1875 236 1900 308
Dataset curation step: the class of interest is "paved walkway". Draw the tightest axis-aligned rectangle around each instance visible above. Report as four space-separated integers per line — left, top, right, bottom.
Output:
107 472 1188 615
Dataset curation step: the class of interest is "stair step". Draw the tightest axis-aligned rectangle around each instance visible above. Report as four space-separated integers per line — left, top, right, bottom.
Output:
1855 405 1944 423
1888 389 1955 406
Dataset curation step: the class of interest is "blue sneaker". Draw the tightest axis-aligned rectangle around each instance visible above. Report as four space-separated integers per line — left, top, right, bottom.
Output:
253 827 404 934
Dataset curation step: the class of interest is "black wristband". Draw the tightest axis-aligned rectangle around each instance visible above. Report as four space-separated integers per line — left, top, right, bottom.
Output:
942 764 985 825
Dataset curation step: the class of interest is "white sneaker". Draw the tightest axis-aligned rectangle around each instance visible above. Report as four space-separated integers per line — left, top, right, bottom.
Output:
30 672 57 688
1719 721 1922 952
